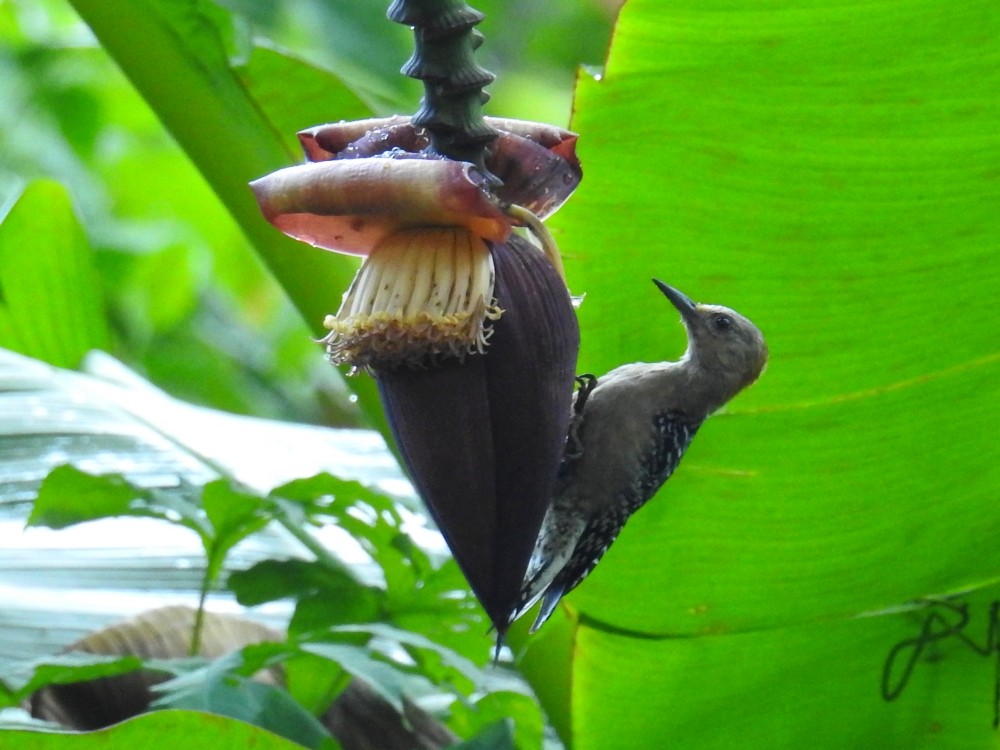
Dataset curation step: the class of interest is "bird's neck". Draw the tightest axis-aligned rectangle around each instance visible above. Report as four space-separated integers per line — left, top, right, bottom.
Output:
672 353 744 418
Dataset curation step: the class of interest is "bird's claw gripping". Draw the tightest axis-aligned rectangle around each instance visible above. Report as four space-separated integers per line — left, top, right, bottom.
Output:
565 374 598 460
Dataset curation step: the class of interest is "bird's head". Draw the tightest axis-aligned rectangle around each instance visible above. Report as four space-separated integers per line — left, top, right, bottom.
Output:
653 278 768 392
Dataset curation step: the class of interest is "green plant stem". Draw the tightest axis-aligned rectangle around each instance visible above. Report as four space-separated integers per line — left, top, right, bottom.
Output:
191 566 212 656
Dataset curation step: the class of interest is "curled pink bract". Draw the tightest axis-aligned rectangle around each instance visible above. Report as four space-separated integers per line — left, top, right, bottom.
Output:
251 116 582 256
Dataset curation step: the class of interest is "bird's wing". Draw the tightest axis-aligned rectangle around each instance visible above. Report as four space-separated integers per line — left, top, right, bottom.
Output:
526 412 703 630
629 411 701 505
527 502 630 631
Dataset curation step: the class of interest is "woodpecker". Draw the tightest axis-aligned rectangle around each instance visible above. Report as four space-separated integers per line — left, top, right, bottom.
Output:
509 279 768 632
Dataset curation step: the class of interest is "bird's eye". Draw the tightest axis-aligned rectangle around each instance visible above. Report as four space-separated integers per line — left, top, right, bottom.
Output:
712 314 734 332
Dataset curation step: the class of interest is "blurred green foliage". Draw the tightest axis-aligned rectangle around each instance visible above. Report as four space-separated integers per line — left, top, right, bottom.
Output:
0 0 616 425
1 0 331 420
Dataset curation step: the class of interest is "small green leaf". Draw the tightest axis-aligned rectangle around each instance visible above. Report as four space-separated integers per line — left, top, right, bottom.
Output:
227 558 381 633
448 693 544 750
157 676 337 750
446 719 516 750
29 466 145 529
201 480 264 537
152 646 338 750
271 473 399 520
29 466 209 542
328 623 483 692
228 558 363 606
288 592 384 636
299 642 435 713
389 559 487 666
201 480 270 584
270 474 430 602
0 180 109 368
283 652 350 716
1 653 143 706
0 708 316 750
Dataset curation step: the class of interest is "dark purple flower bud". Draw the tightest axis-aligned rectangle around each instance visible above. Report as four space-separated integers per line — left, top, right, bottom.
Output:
376 234 578 629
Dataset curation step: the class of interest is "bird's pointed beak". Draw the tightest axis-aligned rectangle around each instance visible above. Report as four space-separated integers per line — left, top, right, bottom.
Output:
652 278 698 322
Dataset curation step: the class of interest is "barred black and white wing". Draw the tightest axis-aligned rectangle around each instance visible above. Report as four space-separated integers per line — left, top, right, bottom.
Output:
516 411 701 632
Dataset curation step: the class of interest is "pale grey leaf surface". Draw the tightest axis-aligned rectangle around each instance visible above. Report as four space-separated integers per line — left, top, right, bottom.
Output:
0 347 421 674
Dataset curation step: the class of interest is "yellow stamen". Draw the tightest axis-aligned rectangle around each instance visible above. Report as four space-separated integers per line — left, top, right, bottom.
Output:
323 227 503 369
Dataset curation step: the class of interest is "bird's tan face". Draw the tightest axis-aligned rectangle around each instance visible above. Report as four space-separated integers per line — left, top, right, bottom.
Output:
686 303 768 387
652 279 768 390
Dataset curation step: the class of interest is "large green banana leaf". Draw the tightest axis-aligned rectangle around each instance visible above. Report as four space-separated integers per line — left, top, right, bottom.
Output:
513 1 1000 748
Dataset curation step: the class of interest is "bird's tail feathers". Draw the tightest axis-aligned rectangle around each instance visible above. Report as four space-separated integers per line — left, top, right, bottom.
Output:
529 583 568 633
507 511 587 627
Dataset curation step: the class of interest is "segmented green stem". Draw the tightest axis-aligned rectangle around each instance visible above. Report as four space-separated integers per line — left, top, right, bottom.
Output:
387 0 500 184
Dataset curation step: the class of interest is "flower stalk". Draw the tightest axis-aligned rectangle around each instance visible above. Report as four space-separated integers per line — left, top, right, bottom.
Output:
387 0 500 181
